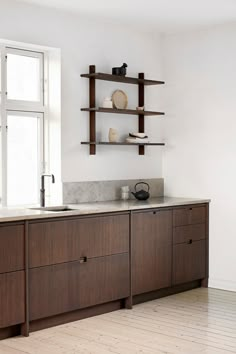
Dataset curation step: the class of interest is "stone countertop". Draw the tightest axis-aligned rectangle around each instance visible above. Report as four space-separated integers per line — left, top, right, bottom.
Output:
0 197 210 223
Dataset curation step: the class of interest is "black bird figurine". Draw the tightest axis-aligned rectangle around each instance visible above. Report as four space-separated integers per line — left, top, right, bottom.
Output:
112 63 128 76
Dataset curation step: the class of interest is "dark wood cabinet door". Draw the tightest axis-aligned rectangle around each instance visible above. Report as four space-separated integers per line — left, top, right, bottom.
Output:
0 224 24 274
29 214 129 268
29 253 129 321
78 253 129 309
29 262 80 320
132 210 172 295
173 205 206 227
0 271 25 328
173 240 206 285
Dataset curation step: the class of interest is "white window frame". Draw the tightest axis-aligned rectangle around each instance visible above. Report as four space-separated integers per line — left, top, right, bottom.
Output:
5 111 44 206
5 47 44 111
0 44 47 207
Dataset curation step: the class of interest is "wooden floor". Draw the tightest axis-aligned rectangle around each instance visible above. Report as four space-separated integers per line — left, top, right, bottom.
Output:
0 288 236 354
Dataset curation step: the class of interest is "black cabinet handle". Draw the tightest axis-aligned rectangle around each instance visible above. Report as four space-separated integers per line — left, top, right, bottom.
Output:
189 207 193 211
79 256 87 263
187 239 193 244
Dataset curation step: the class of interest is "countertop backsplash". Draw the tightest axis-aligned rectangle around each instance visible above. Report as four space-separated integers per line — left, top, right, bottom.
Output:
63 178 164 204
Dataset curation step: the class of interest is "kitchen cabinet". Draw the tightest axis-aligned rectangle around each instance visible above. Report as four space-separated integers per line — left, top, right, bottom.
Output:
0 202 209 339
29 213 130 321
29 214 129 268
173 205 206 226
0 271 25 328
0 224 24 274
0 223 25 331
173 241 206 285
132 209 172 295
29 253 129 320
173 223 206 244
172 205 208 285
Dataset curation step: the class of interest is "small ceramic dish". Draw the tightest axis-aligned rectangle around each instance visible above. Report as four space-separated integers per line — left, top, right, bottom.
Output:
130 132 147 138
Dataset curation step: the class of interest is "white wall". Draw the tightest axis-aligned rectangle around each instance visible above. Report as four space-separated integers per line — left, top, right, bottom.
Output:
162 23 236 291
0 0 164 182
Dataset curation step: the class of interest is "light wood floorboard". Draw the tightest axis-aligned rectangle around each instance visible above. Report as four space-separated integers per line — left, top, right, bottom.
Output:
1 288 236 353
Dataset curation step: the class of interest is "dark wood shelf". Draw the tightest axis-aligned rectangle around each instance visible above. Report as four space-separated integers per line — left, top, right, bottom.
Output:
81 107 165 116
81 65 165 155
81 72 164 86
81 142 165 146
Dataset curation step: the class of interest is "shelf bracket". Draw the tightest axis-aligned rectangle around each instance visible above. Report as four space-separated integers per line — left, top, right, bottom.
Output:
138 73 145 155
89 65 96 154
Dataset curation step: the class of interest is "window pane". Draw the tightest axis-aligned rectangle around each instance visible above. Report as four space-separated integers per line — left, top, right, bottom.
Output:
7 53 41 102
7 114 41 206
0 54 1 105
0 113 2 205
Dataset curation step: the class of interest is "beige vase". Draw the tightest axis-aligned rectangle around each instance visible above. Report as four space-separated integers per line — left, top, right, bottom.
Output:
108 128 118 142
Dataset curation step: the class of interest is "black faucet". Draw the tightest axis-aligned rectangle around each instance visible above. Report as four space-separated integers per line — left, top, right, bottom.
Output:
40 174 55 207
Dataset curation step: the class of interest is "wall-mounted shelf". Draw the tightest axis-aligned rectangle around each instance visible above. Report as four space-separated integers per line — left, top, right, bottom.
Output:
80 72 165 86
81 107 165 116
81 142 165 146
81 65 165 155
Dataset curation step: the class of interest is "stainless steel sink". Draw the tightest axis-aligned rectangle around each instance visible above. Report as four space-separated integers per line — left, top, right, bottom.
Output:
30 205 78 212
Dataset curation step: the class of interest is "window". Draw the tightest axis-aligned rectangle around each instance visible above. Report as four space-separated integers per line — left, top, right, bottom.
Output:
6 112 43 206
6 49 43 104
0 46 45 206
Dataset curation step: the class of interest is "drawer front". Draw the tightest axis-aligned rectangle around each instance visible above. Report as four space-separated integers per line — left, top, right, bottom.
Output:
29 262 79 320
173 205 206 227
79 253 129 309
0 271 25 328
29 214 129 268
29 253 129 321
173 223 206 244
0 224 24 274
132 209 173 245
173 240 206 285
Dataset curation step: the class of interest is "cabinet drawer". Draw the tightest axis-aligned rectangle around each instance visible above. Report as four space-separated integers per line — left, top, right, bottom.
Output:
173 205 206 227
29 214 129 268
0 224 24 274
29 253 129 321
173 240 206 285
79 253 129 309
0 271 25 328
173 223 206 244
132 209 173 245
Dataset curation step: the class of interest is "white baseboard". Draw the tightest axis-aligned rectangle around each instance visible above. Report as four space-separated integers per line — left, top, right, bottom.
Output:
209 278 236 292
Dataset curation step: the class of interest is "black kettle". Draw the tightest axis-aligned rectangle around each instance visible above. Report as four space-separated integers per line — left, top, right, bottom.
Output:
132 182 150 201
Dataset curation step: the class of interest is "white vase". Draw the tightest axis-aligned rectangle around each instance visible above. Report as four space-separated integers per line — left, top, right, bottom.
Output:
108 128 118 142
102 97 113 108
